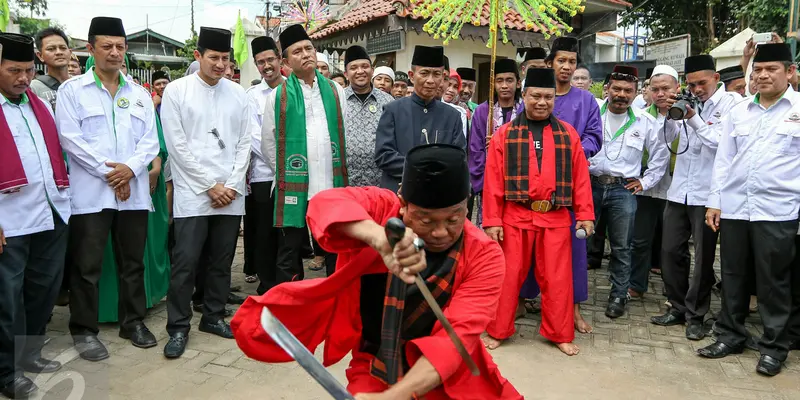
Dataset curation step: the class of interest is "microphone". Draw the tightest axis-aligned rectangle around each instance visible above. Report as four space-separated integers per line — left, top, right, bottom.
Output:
576 228 588 239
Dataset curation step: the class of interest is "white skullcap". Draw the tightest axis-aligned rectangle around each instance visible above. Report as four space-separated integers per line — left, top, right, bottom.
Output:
316 52 330 66
651 65 679 82
373 66 395 81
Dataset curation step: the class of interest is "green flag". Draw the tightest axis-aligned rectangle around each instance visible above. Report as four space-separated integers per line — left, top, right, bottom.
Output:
0 0 10 32
233 11 248 67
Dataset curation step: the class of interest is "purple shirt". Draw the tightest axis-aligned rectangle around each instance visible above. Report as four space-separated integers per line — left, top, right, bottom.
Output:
516 87 602 158
468 102 515 193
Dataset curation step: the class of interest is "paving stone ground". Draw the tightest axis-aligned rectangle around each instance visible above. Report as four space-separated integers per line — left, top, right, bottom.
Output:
34 238 800 399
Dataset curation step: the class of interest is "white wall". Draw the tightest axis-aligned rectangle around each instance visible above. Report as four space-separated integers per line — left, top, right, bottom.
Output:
399 32 518 73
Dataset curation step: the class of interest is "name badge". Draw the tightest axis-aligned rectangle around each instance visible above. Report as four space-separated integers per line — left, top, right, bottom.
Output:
285 196 298 205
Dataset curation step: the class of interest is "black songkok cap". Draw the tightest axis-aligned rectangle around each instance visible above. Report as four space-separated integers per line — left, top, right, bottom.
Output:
549 37 578 56
645 67 654 79
402 144 470 209
197 27 231 53
251 36 278 56
344 45 370 66
151 70 170 83
456 67 476 81
0 33 35 62
603 73 611 85
612 65 638 78
443 55 450 71
495 58 519 75
279 24 311 52
411 45 444 68
395 71 410 84
718 65 745 82
524 68 556 89
88 17 126 38
753 43 793 63
684 55 716 74
524 47 548 62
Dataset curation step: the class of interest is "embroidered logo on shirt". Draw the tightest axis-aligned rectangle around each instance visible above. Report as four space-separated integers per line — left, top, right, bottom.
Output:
713 111 722 118
117 98 129 108
287 154 307 171
135 99 145 108
786 112 800 123
632 130 640 137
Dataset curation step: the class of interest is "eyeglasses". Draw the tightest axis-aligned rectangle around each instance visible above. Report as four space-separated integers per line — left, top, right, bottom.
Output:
210 128 226 149
610 72 639 82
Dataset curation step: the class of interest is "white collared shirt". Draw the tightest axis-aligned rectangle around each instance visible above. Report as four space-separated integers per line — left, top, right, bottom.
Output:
261 76 347 199
708 87 800 222
161 73 253 218
666 84 743 206
642 110 672 200
246 78 282 183
589 106 669 191
56 68 159 215
0 94 71 238
444 101 468 138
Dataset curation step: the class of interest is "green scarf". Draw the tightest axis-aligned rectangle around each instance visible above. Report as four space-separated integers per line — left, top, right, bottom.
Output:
642 104 679 174
273 70 348 228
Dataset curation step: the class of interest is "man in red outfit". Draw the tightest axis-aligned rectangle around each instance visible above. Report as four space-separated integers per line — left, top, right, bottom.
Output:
481 68 595 355
231 144 521 399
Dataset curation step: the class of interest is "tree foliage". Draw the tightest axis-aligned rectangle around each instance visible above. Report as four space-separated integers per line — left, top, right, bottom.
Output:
15 0 48 17
17 17 64 37
177 32 198 63
622 0 790 55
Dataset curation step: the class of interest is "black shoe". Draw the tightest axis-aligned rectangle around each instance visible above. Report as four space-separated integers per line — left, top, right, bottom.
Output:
20 358 61 374
605 297 627 319
119 323 157 349
224 307 234 318
54 290 70 307
199 319 234 339
790 340 800 351
756 354 782 376
685 322 705 340
73 335 109 361
192 302 204 313
163 332 188 359
1 376 38 399
227 293 245 305
696 341 744 359
587 262 601 270
650 311 685 326
229 285 242 293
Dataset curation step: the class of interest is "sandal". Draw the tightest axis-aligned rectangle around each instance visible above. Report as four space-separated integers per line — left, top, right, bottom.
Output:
523 299 541 314
650 268 661 275
245 275 258 283
308 257 325 272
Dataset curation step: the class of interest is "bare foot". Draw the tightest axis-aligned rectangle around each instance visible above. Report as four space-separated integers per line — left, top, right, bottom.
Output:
482 335 504 350
556 342 580 356
515 299 526 319
574 304 593 334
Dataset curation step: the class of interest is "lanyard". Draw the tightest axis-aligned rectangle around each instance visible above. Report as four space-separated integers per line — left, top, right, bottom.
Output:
600 103 636 142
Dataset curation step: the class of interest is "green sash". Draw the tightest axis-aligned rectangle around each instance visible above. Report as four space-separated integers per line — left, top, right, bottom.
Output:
600 102 636 141
274 70 348 228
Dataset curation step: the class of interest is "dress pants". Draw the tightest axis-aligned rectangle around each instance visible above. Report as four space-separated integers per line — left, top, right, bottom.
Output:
311 234 336 277
591 180 637 298
660 202 718 323
487 225 574 343
786 234 800 342
716 219 798 361
243 181 279 294
68 209 148 335
630 196 666 293
167 215 240 335
0 214 68 386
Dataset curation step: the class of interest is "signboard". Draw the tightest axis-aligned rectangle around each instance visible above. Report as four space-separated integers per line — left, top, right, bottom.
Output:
645 34 691 73
367 31 404 55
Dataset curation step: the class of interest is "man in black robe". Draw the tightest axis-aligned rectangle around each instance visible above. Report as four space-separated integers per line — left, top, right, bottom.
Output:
374 45 465 192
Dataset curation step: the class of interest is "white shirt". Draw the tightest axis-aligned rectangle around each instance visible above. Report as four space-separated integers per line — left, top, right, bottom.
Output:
161 73 253 218
708 87 800 222
666 84 743 206
589 106 669 191
245 79 281 183
0 94 71 238
632 94 648 109
261 76 347 199
444 101 468 138
641 110 672 200
56 68 159 215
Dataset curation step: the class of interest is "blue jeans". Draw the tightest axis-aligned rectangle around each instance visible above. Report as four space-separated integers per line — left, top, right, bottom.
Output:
591 180 637 298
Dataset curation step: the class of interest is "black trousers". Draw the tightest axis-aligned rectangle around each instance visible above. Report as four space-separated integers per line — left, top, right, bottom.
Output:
243 181 279 294
0 214 68 386
466 192 477 222
717 219 798 361
68 209 148 335
786 235 800 342
660 202 718 323
630 196 666 293
167 215 239 335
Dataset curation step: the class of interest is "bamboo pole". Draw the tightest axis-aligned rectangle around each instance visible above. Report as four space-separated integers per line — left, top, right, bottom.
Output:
485 0 500 148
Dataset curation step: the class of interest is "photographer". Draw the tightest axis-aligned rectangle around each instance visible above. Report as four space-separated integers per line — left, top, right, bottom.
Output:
651 55 742 341
699 43 799 377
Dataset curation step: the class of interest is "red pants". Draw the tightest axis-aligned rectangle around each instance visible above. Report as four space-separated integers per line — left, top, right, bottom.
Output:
487 224 574 343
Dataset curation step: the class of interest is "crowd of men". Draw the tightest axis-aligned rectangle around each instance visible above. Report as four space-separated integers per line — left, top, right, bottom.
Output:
1 15 800 399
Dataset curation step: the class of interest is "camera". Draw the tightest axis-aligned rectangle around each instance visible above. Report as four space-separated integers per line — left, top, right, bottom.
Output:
668 90 700 120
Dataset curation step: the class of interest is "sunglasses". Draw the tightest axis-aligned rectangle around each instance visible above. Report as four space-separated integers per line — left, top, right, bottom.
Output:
610 72 639 82
210 128 226 150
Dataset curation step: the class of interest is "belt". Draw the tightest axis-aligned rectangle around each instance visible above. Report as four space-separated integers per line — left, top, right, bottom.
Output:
519 200 558 212
591 175 626 185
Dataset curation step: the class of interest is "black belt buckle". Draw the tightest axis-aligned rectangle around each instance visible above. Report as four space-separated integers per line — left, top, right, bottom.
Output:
593 175 622 185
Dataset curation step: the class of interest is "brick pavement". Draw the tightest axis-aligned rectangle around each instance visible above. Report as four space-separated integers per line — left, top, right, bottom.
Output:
32 240 800 399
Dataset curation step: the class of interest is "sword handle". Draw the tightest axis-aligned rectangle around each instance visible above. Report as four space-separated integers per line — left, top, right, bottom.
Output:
385 217 406 248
